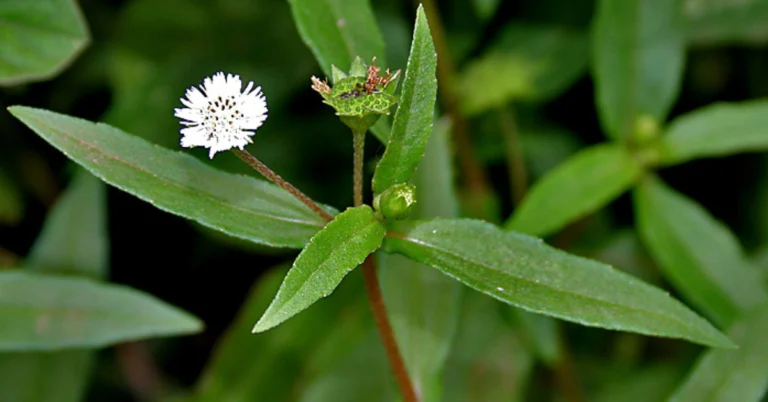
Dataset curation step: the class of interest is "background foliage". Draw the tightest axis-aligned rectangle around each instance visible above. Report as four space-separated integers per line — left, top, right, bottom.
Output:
2 0 768 401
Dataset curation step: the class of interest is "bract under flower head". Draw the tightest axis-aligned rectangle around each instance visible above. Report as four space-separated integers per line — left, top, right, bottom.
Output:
174 72 268 158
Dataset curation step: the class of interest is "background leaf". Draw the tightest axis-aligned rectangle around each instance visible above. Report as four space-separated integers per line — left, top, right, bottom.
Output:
0 270 202 350
685 0 768 46
253 205 385 332
505 144 642 237
458 24 588 116
372 5 437 196
379 118 461 401
287 0 386 75
9 106 332 249
635 176 768 326
0 171 105 402
193 266 370 402
0 0 89 85
385 218 734 348
658 100 768 165
670 302 768 402
592 0 685 140
0 170 23 225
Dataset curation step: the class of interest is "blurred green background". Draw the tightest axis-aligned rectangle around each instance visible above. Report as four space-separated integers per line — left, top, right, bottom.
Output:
2 0 768 400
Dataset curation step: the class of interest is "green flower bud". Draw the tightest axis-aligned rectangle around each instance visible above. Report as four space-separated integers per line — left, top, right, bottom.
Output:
632 114 661 146
310 56 401 133
374 183 417 220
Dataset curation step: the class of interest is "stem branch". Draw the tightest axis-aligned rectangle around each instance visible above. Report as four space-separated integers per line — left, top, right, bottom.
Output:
352 129 418 402
232 148 333 222
498 106 528 205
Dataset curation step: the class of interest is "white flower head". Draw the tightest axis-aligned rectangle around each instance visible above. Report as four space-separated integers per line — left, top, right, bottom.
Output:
174 72 268 158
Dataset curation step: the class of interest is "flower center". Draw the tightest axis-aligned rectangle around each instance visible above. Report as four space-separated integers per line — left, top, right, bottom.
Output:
202 94 245 139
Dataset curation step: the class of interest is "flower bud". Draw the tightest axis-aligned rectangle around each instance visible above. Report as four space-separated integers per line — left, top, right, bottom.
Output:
374 183 417 220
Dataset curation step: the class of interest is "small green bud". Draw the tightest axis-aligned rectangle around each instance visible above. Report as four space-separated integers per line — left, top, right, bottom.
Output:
310 57 401 133
633 114 661 146
374 183 417 220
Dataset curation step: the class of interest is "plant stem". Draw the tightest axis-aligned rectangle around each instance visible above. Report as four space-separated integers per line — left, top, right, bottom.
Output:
352 129 418 402
498 105 528 206
420 0 493 217
231 148 333 222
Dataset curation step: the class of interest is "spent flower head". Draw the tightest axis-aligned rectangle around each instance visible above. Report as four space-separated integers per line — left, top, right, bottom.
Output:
311 57 400 133
175 72 267 158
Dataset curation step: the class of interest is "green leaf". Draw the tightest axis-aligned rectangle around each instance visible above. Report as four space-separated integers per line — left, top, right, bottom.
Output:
0 170 23 225
458 24 588 116
0 170 106 402
634 176 768 326
592 364 684 402
384 218 735 348
0 0 89 85
592 0 685 140
378 118 462 402
372 5 437 196
685 0 768 46
194 266 370 402
253 205 385 332
505 144 642 237
658 100 768 165
670 302 768 402
443 291 534 402
0 271 202 350
8 106 332 249
287 0 386 76
471 0 501 21
508 308 561 366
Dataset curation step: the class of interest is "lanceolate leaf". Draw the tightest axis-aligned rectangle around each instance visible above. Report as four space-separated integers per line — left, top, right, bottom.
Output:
592 0 685 140
0 271 202 350
372 5 437 196
287 0 386 76
0 0 89 85
379 119 461 402
658 100 768 165
253 206 385 332
8 106 332 249
670 302 768 402
0 171 106 402
384 218 734 348
505 144 642 237
635 176 767 326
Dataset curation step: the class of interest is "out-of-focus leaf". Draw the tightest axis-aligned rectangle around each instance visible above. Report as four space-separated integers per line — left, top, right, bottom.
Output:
0 0 89 85
0 271 201 350
253 206 385 332
592 364 684 402
194 266 369 402
685 0 768 45
0 171 23 225
299 332 395 402
443 291 534 402
635 176 768 326
658 100 768 165
379 118 461 402
0 171 106 402
592 0 685 140
384 218 735 348
670 302 768 402
508 308 561 366
458 24 588 116
505 144 642 237
372 5 437 196
9 106 333 249
288 0 386 75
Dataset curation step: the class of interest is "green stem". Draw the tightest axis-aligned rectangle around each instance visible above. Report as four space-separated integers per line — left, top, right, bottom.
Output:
498 105 528 206
351 129 418 402
231 149 333 222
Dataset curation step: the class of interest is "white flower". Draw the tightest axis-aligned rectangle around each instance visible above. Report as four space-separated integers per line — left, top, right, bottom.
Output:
174 72 268 158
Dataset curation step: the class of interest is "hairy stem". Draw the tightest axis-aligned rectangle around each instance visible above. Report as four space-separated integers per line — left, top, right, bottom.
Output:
498 106 528 205
421 0 493 217
352 129 418 402
232 148 333 222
